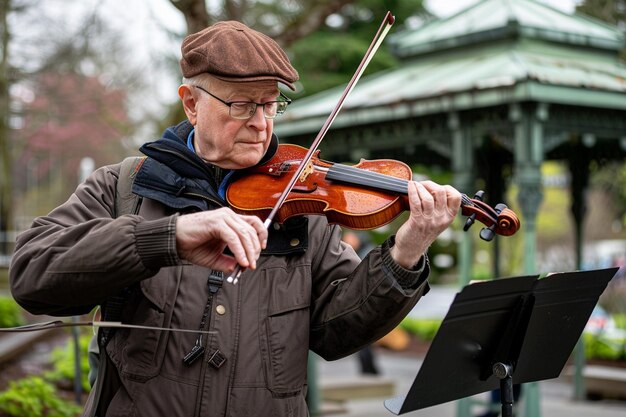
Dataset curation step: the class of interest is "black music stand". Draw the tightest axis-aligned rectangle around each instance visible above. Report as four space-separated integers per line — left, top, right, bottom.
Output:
384 267 618 416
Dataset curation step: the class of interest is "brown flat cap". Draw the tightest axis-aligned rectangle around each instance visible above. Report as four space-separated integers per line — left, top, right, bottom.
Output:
180 21 299 90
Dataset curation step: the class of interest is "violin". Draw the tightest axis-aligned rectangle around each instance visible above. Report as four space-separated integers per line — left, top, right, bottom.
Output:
226 144 520 241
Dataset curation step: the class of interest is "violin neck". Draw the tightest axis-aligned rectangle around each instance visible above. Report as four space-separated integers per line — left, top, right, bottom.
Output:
326 163 473 207
326 163 409 194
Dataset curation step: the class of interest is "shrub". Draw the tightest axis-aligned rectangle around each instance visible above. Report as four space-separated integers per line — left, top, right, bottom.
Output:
583 331 625 361
0 297 25 328
45 332 92 392
613 313 626 330
0 376 81 417
399 317 442 341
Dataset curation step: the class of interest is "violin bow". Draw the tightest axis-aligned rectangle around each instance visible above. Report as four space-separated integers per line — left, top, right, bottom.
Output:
0 320 215 334
227 11 396 284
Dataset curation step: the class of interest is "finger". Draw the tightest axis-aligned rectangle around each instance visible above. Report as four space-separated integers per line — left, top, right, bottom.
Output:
242 215 269 250
225 217 263 269
444 185 462 213
238 217 268 268
211 255 239 274
414 181 435 215
421 181 461 214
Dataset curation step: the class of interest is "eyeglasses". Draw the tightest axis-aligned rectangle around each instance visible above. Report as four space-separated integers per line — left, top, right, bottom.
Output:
194 85 291 120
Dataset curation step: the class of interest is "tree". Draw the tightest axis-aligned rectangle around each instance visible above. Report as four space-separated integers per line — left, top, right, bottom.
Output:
13 71 131 211
7 6 143 220
0 0 12 248
577 0 626 228
170 0 357 44
164 0 429 106
576 0 626 58
577 0 626 27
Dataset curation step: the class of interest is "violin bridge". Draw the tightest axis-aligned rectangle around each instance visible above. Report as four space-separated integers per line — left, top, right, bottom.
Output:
298 160 314 183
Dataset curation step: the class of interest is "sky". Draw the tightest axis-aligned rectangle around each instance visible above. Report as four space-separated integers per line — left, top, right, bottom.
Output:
425 0 581 17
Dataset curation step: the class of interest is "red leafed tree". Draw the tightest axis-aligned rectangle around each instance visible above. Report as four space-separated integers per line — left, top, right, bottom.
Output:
14 71 131 211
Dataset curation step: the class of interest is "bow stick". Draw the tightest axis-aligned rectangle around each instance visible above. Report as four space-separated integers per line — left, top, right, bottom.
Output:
0 320 215 334
227 11 396 284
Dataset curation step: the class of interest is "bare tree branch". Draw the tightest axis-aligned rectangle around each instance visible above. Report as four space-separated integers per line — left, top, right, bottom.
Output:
275 0 354 47
170 0 211 34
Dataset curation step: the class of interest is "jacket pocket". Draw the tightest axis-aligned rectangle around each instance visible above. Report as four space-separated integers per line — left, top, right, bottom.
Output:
260 265 311 396
110 269 179 381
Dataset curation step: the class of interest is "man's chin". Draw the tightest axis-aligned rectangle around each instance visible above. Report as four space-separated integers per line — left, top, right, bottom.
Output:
229 154 265 170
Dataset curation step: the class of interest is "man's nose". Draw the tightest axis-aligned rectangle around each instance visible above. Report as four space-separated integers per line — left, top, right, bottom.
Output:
247 106 268 129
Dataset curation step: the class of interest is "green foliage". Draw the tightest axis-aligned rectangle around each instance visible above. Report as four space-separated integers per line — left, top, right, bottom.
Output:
583 331 625 361
399 317 442 341
45 332 92 392
577 0 626 60
290 31 398 97
0 296 25 328
614 314 626 330
288 0 430 97
0 376 81 417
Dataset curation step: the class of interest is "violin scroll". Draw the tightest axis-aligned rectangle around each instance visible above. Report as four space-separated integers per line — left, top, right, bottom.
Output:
461 191 520 241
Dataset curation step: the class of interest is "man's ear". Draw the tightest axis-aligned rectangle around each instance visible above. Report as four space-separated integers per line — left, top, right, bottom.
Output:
179 84 198 125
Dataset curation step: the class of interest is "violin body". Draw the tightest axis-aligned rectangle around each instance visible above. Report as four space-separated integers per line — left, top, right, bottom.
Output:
227 144 520 238
227 144 413 230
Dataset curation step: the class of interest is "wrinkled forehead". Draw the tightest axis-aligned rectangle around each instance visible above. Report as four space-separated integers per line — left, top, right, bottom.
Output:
210 76 280 98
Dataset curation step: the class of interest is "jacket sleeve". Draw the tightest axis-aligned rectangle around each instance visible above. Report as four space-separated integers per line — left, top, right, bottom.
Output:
308 217 430 360
9 163 179 316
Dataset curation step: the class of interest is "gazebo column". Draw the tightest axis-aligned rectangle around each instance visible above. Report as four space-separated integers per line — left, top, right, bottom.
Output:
568 138 592 401
450 112 478 417
512 102 546 417
449 112 475 286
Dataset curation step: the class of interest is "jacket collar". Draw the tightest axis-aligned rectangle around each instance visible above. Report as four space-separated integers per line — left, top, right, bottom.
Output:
133 120 281 212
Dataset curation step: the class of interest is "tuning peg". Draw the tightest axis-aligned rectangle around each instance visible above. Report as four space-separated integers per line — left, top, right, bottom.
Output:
480 225 496 241
473 190 485 201
464 214 476 231
479 203 508 241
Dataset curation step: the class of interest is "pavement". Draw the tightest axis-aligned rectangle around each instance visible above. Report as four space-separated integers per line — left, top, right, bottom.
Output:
315 350 626 417
313 285 626 417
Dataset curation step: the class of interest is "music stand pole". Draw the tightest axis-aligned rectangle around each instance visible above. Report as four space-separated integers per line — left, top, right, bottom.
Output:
493 362 514 417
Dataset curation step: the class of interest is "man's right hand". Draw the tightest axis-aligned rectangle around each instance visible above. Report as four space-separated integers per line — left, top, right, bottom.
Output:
175 208 268 273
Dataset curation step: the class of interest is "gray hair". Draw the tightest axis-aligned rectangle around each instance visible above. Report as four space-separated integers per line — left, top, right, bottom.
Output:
182 73 214 89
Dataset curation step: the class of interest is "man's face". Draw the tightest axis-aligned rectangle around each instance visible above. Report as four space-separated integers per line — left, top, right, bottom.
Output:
182 77 279 170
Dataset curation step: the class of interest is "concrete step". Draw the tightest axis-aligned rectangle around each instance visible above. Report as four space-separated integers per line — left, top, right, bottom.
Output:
319 375 395 402
0 328 58 363
565 364 626 400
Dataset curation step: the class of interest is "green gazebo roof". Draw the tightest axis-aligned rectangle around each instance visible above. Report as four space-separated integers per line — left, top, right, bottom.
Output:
276 0 626 137
391 0 624 56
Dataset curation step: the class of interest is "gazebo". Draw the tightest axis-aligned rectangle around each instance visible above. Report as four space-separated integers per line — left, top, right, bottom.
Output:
276 0 626 415
277 0 626 279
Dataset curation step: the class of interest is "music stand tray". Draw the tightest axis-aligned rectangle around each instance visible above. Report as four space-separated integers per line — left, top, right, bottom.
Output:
384 267 619 416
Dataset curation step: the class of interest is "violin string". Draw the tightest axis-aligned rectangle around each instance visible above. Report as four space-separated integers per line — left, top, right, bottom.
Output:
326 164 474 208
327 164 408 194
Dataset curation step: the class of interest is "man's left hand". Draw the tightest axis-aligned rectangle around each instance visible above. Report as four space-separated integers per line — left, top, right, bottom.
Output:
390 180 461 269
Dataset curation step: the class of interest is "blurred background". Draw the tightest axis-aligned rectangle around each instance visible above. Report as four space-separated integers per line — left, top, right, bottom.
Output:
0 1 625 416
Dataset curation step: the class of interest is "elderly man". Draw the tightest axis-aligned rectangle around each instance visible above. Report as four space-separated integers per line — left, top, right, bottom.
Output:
10 21 461 417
